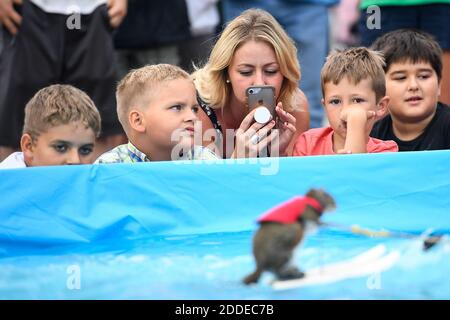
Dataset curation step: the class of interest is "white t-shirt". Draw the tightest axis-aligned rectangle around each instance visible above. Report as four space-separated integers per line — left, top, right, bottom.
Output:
0 152 27 169
30 0 107 15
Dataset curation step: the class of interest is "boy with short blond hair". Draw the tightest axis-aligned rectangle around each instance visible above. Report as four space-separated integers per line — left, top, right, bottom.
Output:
370 29 450 151
0 84 101 169
293 47 398 156
96 64 218 163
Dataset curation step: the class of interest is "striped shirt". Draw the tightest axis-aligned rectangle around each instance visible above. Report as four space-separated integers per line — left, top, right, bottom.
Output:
95 141 219 164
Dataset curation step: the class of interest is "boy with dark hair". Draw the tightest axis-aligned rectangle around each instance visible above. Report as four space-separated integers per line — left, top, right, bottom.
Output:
370 29 450 151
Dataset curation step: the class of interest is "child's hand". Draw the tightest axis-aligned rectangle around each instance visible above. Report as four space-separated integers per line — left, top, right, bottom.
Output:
107 0 127 28
340 107 376 154
340 106 375 125
231 109 276 158
0 0 22 35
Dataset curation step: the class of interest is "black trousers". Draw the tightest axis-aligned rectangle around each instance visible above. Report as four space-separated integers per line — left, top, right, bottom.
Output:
0 1 122 148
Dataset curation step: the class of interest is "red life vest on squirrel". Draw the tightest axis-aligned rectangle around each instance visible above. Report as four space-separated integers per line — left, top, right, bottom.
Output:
257 196 323 224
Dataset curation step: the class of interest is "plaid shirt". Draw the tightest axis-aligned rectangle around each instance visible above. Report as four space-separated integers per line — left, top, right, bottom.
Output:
95 141 219 164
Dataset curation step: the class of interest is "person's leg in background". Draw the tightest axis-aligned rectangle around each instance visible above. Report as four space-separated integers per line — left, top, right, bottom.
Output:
179 34 215 73
421 4 450 106
116 45 180 80
359 6 418 47
114 0 190 87
279 2 329 128
179 0 220 73
441 51 450 105
0 2 60 161
331 0 360 49
64 5 127 159
221 0 255 23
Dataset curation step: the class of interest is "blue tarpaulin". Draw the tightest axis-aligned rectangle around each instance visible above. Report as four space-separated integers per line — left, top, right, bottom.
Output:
0 151 449 299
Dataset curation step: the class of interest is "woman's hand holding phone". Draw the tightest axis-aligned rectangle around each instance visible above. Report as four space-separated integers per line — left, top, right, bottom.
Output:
231 104 296 158
231 109 276 158
274 102 297 156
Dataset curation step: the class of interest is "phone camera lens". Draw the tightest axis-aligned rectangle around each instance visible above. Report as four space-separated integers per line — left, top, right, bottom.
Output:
249 89 254 94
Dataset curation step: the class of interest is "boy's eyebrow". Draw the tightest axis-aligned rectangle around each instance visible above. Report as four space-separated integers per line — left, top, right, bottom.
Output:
389 68 433 75
166 101 186 106
50 140 94 147
388 70 408 77
326 93 366 99
50 140 71 144
349 93 367 97
325 95 341 100
416 68 434 73
167 101 200 107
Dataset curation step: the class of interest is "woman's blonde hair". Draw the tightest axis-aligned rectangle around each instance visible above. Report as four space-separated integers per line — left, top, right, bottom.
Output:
193 9 301 112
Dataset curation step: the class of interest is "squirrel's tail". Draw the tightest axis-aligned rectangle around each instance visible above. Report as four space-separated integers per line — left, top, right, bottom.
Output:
242 268 262 285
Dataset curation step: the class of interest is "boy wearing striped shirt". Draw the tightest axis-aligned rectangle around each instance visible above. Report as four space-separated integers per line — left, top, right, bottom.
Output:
96 64 219 163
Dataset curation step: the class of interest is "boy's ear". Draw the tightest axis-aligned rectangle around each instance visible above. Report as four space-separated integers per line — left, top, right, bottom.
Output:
20 134 34 162
129 109 146 133
321 98 325 108
375 96 390 120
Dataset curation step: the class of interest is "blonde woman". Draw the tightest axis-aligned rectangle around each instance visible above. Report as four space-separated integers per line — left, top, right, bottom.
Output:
193 9 310 158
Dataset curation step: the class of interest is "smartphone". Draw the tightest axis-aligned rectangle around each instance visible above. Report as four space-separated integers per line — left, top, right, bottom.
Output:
246 86 276 119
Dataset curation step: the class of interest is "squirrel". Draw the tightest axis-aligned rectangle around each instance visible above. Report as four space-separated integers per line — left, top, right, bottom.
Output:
243 188 336 285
